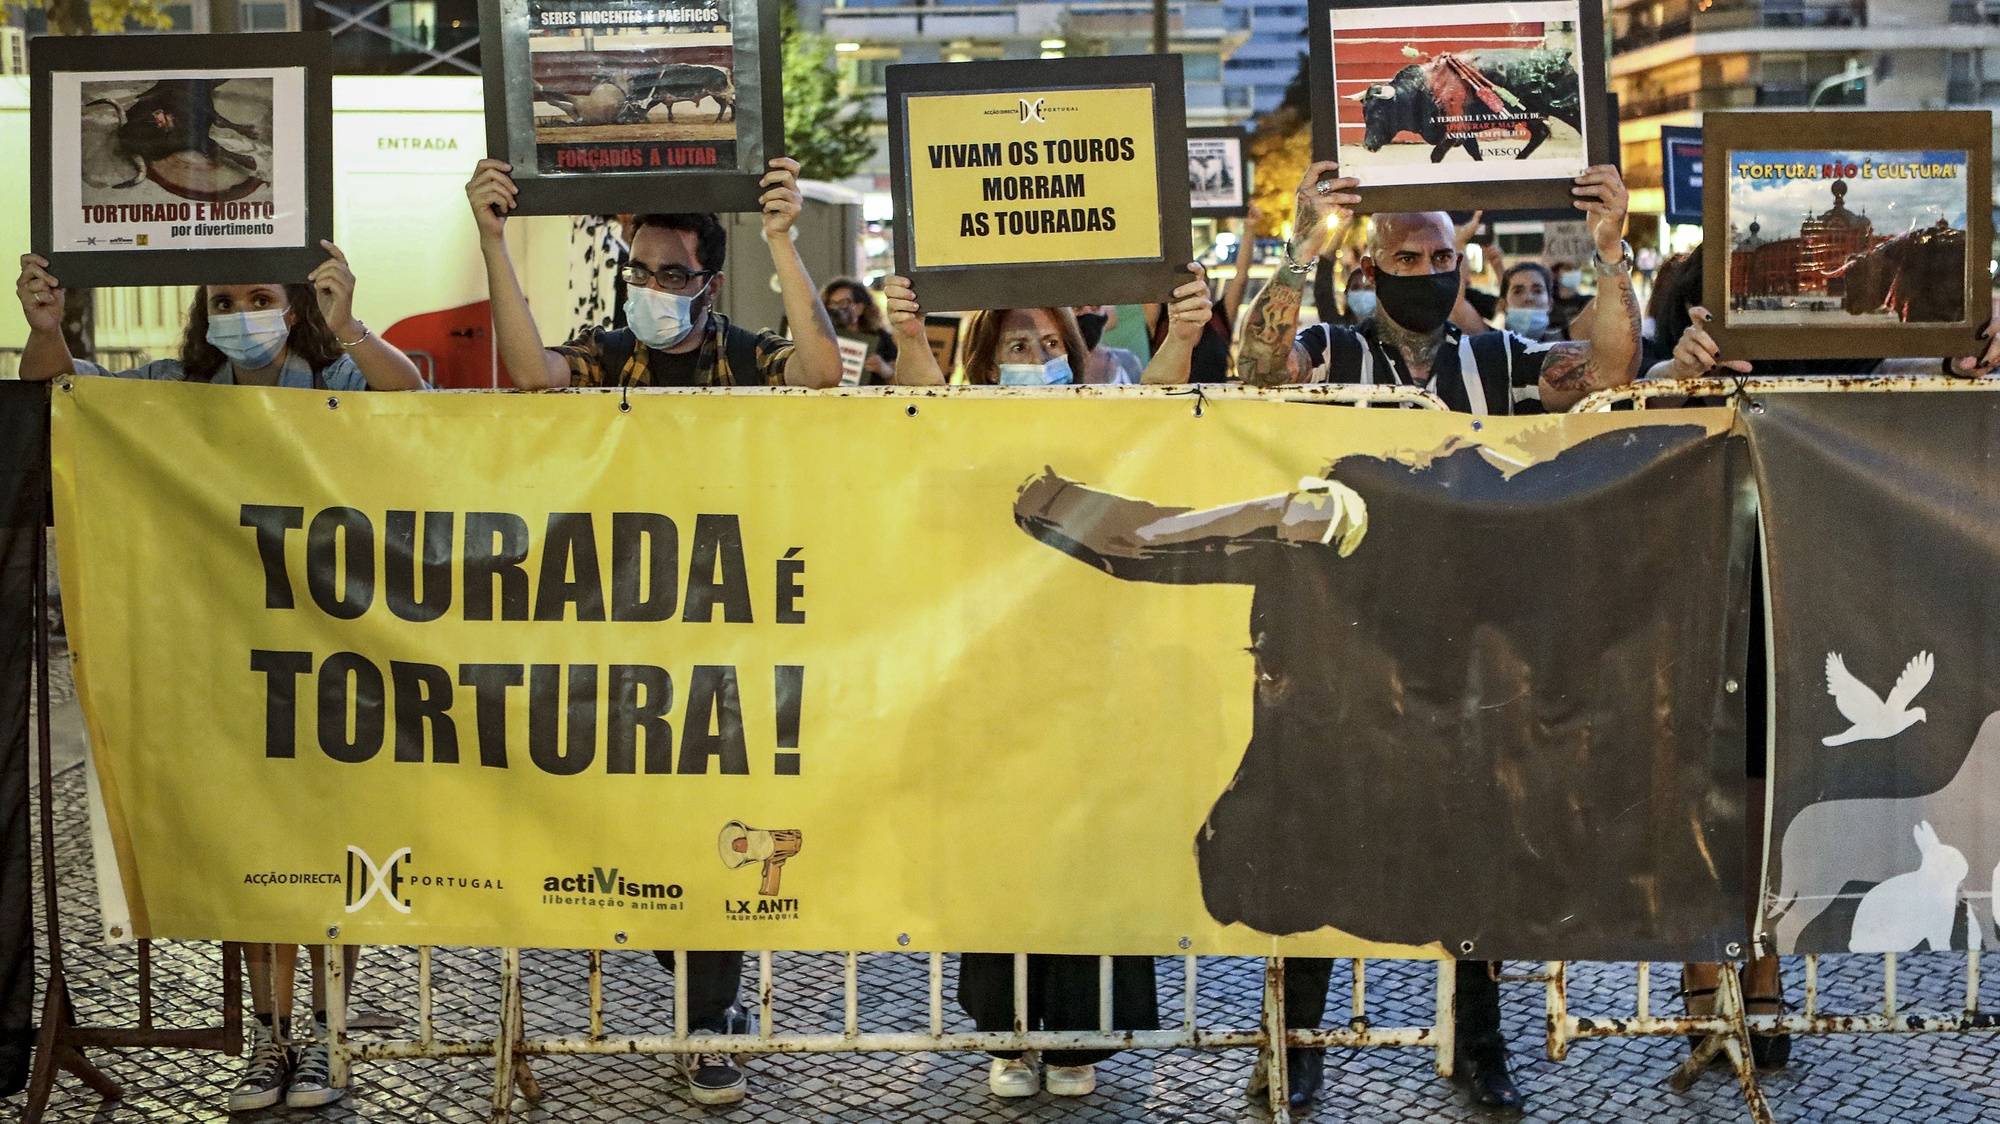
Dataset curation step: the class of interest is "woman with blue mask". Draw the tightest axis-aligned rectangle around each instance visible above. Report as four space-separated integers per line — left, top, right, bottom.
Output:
12 242 418 1114
1499 261 1564 343
15 243 426 391
877 263 1213 386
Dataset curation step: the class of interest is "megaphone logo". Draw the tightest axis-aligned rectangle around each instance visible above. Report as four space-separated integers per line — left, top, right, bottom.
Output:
718 821 803 897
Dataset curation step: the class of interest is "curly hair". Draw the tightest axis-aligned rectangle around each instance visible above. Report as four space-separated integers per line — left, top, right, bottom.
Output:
821 277 884 335
179 284 342 382
962 307 1089 386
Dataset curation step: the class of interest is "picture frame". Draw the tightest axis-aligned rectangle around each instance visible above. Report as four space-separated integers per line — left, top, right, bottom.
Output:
30 32 334 288
1187 125 1251 218
1660 124 1702 227
886 54 1193 312
1309 0 1613 214
1702 110 1993 362
478 0 783 215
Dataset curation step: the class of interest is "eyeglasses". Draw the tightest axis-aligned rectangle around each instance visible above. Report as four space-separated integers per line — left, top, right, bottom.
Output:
619 263 716 294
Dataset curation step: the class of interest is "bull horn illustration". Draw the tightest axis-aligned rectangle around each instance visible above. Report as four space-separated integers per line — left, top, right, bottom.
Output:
718 820 803 897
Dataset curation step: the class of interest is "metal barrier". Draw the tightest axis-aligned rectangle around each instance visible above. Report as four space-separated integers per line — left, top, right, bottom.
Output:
1556 375 2000 1124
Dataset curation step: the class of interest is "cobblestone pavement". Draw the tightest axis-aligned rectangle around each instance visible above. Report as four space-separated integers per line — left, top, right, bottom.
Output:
10 651 2000 1123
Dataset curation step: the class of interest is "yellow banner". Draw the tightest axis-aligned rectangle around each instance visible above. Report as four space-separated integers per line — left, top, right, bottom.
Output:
903 86 1162 268
52 379 1728 956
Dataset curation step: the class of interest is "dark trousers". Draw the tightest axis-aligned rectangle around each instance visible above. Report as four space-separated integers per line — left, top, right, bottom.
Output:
1284 958 1504 1059
652 950 745 1033
957 953 1160 1067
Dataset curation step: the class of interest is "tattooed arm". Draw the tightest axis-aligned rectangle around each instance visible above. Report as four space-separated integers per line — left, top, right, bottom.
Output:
1234 160 1359 387
1538 166 1642 411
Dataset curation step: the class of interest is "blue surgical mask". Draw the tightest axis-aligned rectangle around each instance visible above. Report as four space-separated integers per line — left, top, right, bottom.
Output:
1346 290 1378 319
206 309 291 371
1558 270 1585 292
998 356 1073 386
1505 307 1551 336
626 283 707 350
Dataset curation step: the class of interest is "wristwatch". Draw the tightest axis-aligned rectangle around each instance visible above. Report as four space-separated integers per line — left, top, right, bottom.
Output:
1592 240 1635 278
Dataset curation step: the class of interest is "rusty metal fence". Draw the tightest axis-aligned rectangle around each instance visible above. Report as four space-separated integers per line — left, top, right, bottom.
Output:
30 379 2000 1124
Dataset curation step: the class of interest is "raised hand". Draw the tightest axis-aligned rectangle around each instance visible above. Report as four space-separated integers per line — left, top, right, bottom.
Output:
759 157 804 240
15 254 64 335
465 158 517 242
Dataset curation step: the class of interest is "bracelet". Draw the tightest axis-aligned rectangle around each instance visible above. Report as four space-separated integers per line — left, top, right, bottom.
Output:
1592 240 1634 278
334 323 371 350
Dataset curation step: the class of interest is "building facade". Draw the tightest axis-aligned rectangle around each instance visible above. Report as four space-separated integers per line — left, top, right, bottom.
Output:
797 0 1250 204
1220 0 1307 119
1611 0 2000 243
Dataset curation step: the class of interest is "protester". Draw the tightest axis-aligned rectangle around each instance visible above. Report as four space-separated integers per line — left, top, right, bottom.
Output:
13 247 425 391
868 264 1208 1098
1549 257 1591 332
1231 158 1642 1110
1500 261 1565 342
823 276 897 383
881 264 1213 387
1072 305 1145 384
465 156 844 390
15 245 418 1112
1641 245 1998 1072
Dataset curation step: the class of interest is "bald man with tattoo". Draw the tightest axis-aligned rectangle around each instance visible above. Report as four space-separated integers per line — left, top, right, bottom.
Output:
1234 161 1641 416
1231 162 1642 1114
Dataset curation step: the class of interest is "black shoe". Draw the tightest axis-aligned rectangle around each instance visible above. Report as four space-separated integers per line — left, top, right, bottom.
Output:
1745 995 1792 1070
1287 1047 1323 1108
1454 1049 1525 1112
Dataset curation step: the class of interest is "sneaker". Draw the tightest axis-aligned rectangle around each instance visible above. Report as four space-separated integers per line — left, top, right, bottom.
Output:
1044 1063 1096 1097
674 1052 746 1105
226 1021 289 1112
284 1022 344 1108
987 1055 1038 1098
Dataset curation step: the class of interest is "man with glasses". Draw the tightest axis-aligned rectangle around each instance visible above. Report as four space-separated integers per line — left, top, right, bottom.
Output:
465 156 844 389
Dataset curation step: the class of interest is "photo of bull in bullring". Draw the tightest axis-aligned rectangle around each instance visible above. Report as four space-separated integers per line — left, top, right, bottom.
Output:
1329 0 1587 187
1726 149 1972 326
528 0 740 174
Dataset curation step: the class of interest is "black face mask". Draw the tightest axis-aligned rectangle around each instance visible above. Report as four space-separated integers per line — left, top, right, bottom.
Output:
1075 312 1109 352
1372 265 1461 334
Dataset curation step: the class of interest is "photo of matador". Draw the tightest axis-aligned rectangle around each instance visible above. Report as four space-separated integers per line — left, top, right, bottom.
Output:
1012 423 1755 960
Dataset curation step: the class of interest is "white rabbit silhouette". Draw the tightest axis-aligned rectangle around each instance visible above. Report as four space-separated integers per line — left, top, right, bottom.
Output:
1849 822 1969 953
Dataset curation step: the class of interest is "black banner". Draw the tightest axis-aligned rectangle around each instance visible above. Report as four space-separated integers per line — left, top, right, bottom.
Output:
1754 394 2000 955
0 381 47 1095
1021 423 1756 961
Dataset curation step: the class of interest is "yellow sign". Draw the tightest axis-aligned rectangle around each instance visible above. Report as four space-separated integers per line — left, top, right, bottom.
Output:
52 379 1729 956
903 85 1163 268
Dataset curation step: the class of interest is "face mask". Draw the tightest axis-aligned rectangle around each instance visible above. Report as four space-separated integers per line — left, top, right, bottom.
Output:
206 308 291 370
1075 312 1109 352
827 303 859 330
1505 307 1551 336
1372 266 1461 334
626 283 707 350
997 356 1073 386
1345 290 1378 320
1559 270 1585 292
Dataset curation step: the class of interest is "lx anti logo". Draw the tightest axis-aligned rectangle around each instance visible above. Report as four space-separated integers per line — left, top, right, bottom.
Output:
344 845 413 913
1018 98 1047 124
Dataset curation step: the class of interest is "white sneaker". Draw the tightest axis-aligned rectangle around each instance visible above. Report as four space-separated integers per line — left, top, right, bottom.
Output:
226 1021 289 1112
1045 1062 1096 1096
988 1054 1038 1097
284 1021 343 1108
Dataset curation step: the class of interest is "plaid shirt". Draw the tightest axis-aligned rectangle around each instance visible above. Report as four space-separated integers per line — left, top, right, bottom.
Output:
554 313 793 388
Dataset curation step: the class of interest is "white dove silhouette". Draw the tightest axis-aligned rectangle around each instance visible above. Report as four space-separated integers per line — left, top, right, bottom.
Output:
1823 651 1934 747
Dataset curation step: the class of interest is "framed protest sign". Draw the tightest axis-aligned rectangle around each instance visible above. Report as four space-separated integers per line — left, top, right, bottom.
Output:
1310 0 1612 214
1660 124 1703 226
1702 111 1992 361
835 331 876 386
1187 125 1250 218
479 0 782 215
30 32 332 288
886 55 1192 312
